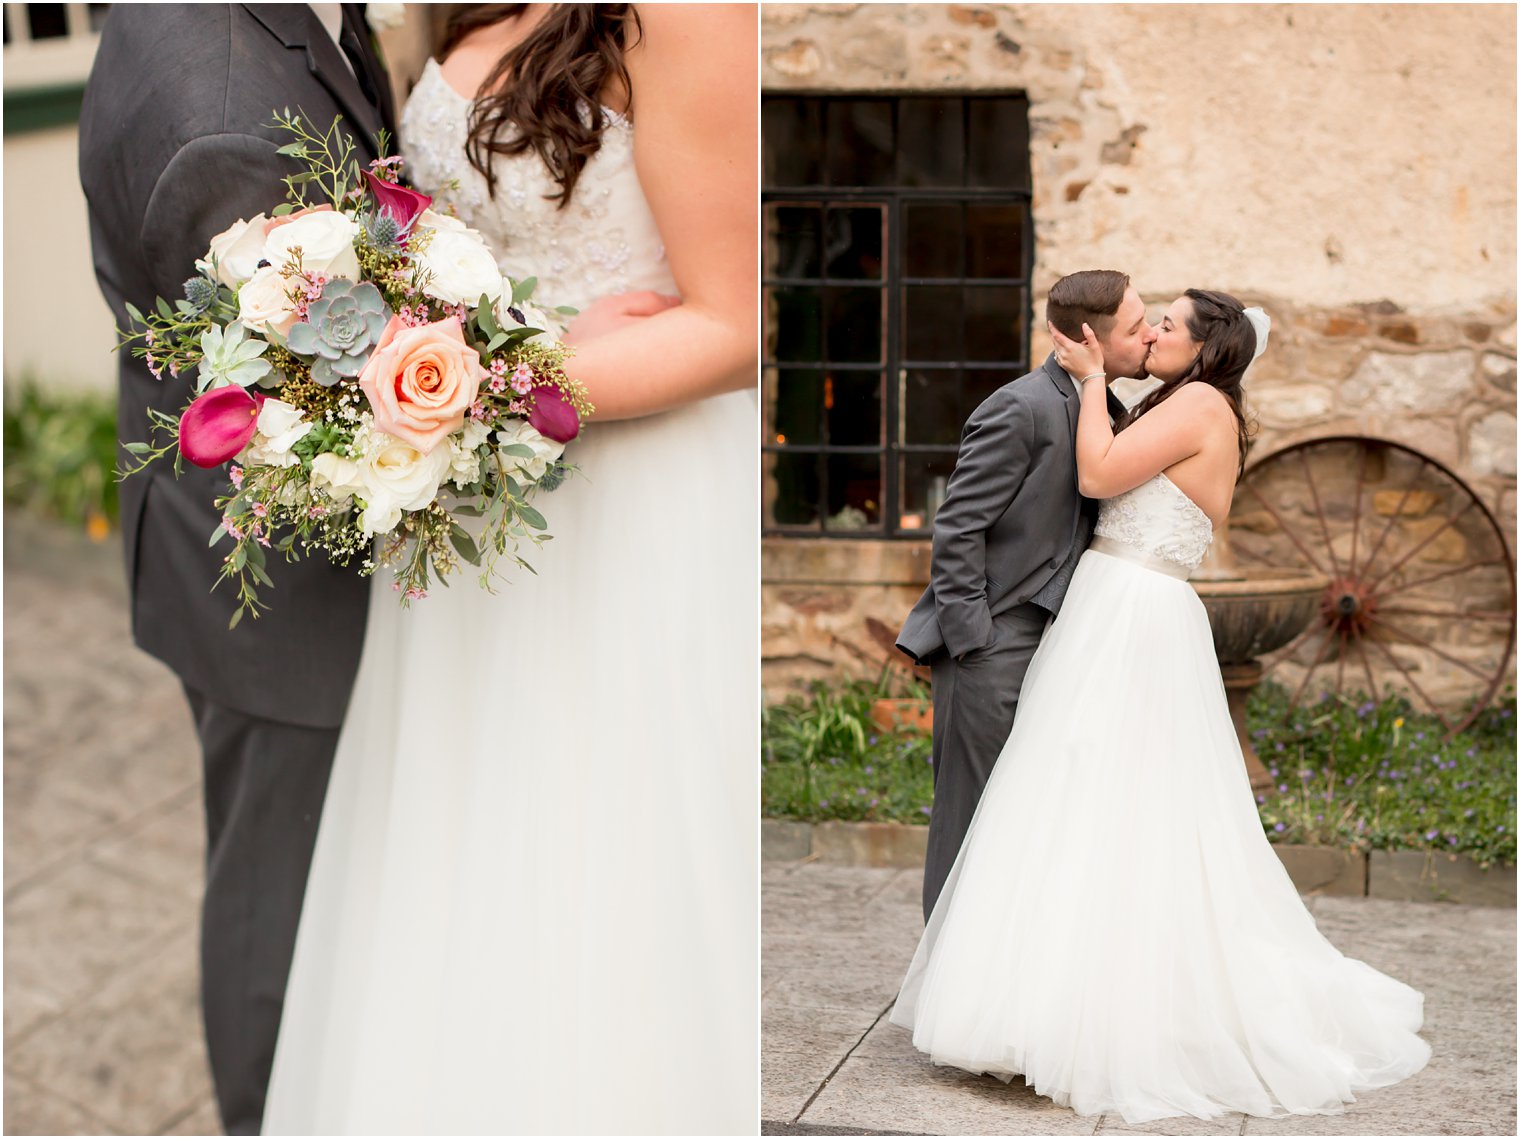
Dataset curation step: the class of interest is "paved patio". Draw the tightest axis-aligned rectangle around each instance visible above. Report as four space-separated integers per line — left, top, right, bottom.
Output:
763 859 1518 1137
4 514 219 1135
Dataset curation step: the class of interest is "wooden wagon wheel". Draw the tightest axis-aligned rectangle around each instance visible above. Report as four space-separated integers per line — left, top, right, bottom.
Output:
1230 436 1516 735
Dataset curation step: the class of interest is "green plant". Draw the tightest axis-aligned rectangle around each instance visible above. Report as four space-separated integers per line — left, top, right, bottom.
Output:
3 378 120 533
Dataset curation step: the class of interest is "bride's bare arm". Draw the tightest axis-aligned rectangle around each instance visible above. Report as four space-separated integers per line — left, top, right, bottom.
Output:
558 3 757 422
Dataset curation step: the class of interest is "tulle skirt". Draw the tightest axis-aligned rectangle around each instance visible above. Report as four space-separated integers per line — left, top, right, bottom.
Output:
263 391 758 1135
890 546 1430 1124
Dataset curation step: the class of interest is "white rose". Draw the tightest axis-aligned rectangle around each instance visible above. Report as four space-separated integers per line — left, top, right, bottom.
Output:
197 214 269 288
366 2 407 31
311 452 368 505
448 420 490 487
243 398 312 468
263 210 361 281
238 265 298 336
355 432 454 536
495 291 562 346
417 227 503 307
493 420 565 485
417 208 474 235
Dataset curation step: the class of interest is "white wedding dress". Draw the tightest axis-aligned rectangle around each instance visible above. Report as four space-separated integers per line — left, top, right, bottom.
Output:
891 473 1431 1123
263 60 757 1135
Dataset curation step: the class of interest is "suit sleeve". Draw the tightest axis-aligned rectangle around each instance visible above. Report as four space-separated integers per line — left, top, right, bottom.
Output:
930 390 1035 659
138 132 298 304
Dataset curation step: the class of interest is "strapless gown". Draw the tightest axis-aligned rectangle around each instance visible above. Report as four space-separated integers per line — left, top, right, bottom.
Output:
262 59 757 1135
890 474 1431 1124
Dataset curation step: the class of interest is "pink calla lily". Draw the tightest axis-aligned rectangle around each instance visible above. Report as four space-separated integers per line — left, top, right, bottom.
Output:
528 384 580 444
179 386 265 468
363 170 432 233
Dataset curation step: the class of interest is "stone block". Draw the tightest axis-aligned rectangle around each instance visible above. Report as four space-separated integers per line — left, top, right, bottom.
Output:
839 30 908 76
812 821 928 869
1272 845 1367 896
1480 351 1516 393
1320 313 1372 338
763 1047 843 1126
1254 384 1334 429
763 819 814 862
1368 849 1517 906
1467 411 1517 476
1373 489 1442 517
949 5 997 28
1342 351 1475 414
767 38 823 79
3 1073 116 1137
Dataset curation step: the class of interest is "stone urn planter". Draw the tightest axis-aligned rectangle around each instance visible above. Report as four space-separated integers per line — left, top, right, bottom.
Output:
1192 527 1328 793
870 697 933 736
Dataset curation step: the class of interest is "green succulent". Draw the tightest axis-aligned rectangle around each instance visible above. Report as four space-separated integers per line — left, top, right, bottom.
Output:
286 280 390 387
197 322 273 392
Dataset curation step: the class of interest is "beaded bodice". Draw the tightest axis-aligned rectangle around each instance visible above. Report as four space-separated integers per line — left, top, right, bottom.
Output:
399 58 674 311
1093 474 1215 571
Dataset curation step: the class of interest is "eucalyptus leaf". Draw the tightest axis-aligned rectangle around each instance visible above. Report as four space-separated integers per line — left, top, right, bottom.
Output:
517 504 547 530
511 276 537 304
498 444 535 459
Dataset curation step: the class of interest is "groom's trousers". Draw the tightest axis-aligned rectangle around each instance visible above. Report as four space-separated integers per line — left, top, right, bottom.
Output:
181 685 339 1136
922 604 1048 921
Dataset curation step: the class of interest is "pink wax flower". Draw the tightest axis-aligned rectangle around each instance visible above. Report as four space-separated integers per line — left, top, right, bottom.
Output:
179 386 264 468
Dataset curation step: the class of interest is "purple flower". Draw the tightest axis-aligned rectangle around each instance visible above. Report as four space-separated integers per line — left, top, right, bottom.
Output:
870 798 879 807
818 800 828 808
1425 830 1438 840
864 765 874 774
1273 822 1286 833
867 735 878 746
1255 794 1266 804
1448 836 1459 845
1465 809 1475 818
1278 784 1288 793
920 806 932 815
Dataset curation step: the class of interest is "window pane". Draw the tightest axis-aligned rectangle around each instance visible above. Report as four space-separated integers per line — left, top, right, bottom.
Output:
965 204 1025 279
901 369 964 447
763 99 823 187
904 201 963 278
899 453 959 532
826 371 883 447
963 369 1017 418
826 100 894 187
902 285 962 362
766 450 821 529
772 368 824 446
826 453 882 531
765 203 822 280
824 287 884 363
767 286 822 363
823 205 884 280
27 4 69 38
967 98 1031 191
964 286 1025 362
88 4 111 33
897 98 964 188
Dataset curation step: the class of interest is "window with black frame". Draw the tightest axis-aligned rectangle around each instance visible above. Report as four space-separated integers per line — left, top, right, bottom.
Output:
762 93 1033 538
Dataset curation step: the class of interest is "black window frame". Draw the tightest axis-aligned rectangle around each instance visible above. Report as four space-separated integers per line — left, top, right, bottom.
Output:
762 92 1035 540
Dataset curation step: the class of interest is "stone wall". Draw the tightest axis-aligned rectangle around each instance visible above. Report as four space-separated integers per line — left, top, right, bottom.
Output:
761 4 1518 704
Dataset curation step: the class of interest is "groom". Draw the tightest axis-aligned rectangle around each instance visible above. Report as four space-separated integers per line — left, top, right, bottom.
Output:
897 270 1156 921
79 5 395 1132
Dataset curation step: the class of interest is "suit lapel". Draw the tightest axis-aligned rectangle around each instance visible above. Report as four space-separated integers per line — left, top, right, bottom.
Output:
1041 354 1084 496
340 3 398 143
243 4 385 161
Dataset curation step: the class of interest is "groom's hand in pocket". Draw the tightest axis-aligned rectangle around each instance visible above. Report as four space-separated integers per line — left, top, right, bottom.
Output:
563 290 682 345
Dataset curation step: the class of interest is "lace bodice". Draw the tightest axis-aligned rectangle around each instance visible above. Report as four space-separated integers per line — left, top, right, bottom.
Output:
399 58 674 311
1093 474 1214 571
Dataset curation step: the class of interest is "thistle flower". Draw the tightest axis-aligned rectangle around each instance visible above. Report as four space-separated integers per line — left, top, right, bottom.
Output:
363 210 405 255
183 276 218 312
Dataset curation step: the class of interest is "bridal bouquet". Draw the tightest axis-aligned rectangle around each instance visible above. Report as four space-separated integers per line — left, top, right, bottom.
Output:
118 112 590 626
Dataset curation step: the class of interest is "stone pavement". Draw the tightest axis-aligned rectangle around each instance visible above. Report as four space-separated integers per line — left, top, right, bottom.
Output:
4 514 220 1135
763 860 1518 1137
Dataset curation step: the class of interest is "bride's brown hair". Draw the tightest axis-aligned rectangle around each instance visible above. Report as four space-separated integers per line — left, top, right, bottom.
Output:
438 4 642 209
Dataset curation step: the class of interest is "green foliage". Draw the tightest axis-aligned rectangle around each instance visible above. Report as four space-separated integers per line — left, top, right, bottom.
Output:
760 673 1517 868
761 670 935 824
3 379 121 530
1248 681 1516 869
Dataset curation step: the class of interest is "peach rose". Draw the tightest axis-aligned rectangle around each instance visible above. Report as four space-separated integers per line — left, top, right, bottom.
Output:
357 315 485 454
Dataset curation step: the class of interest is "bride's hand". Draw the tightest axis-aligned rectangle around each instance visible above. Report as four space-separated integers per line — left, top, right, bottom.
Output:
563 290 682 346
1047 320 1105 381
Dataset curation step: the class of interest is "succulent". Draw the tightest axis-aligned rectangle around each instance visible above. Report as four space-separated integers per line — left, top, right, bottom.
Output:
197 322 273 392
286 280 390 387
183 276 217 312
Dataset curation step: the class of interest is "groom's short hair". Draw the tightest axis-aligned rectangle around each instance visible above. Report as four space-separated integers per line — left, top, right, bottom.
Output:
1046 270 1130 340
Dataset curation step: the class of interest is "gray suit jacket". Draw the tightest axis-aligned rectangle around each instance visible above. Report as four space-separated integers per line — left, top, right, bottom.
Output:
896 356 1124 664
79 4 396 728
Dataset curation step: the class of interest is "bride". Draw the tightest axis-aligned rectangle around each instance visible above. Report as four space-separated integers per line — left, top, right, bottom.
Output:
263 5 757 1134
890 290 1431 1123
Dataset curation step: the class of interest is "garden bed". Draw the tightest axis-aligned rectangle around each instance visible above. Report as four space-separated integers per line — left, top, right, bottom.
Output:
762 675 1517 897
